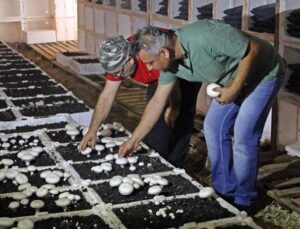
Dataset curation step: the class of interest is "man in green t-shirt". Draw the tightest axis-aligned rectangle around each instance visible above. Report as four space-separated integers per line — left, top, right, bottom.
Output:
118 20 286 210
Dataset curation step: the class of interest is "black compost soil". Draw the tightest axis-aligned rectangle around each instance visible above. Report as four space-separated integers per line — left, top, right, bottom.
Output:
3 85 67 97
0 190 91 217
34 214 111 229
2 80 57 89
0 63 36 71
0 135 43 151
74 58 100 64
113 196 235 229
2 122 68 134
20 103 89 117
73 154 173 180
0 150 56 170
0 109 16 121
47 130 84 143
92 174 199 205
0 69 43 76
0 74 50 83
0 99 7 109
56 143 106 162
0 59 30 65
12 95 80 107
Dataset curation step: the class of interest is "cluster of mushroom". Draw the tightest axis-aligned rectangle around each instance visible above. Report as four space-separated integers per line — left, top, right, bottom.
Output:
40 169 71 185
0 134 40 151
0 166 29 188
109 174 169 196
0 218 34 229
55 191 81 212
17 146 44 166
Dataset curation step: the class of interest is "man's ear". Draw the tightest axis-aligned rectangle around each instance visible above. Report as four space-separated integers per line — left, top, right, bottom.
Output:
160 48 170 58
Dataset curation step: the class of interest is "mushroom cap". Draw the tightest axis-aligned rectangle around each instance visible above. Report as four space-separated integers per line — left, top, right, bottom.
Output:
206 83 221 98
36 188 48 198
52 170 64 177
65 123 77 130
129 166 136 171
127 156 138 164
95 144 105 151
91 165 103 173
20 153 35 162
31 146 43 153
0 217 14 227
55 197 71 207
8 201 20 210
101 162 112 172
115 158 128 165
18 183 31 191
66 129 80 136
45 173 60 184
199 187 214 198
27 165 37 172
1 158 14 166
0 169 6 181
40 170 51 179
101 137 113 144
20 198 29 205
105 142 116 148
2 142 10 148
30 200 45 210
13 192 27 201
148 185 162 195
81 147 92 155
17 219 34 229
99 129 112 137
15 173 29 185
6 169 18 180
104 154 114 161
157 178 169 186
109 176 123 187
118 182 134 196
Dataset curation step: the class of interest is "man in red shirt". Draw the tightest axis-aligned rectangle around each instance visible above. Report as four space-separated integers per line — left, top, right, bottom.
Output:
79 35 200 167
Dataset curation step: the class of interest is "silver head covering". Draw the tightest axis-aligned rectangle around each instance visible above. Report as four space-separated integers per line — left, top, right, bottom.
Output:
99 36 131 74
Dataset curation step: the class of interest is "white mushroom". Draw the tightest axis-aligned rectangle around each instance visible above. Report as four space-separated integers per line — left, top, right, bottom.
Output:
8 201 19 210
122 177 133 184
113 153 119 159
13 192 27 201
65 123 77 130
15 173 28 185
148 185 162 195
1 137 8 142
105 154 114 161
18 183 31 191
129 166 136 171
1 159 14 168
115 157 128 166
45 173 60 184
41 184 56 190
157 178 169 186
99 129 112 137
105 142 116 153
27 165 37 173
0 217 14 228
6 169 18 180
2 142 10 149
40 170 51 179
17 219 34 229
52 170 64 177
19 153 35 166
91 165 103 173
58 192 70 199
66 129 80 140
81 147 92 156
55 197 71 210
23 189 33 198
0 169 6 181
36 188 48 198
101 137 113 144
109 176 123 187
101 162 112 172
118 182 134 196
127 156 138 164
95 144 105 155
30 200 45 212
199 187 214 198
206 83 221 98
20 198 29 205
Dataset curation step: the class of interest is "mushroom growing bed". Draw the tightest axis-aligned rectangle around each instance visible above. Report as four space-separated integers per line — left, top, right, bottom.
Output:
0 42 258 228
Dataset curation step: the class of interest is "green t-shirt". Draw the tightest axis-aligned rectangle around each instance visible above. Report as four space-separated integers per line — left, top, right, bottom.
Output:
159 20 286 86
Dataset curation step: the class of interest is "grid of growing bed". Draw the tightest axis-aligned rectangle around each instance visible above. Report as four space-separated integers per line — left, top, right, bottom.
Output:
0 42 90 121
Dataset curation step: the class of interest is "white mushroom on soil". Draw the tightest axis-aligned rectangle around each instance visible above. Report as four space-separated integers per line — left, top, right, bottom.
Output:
81 147 92 157
2 142 10 149
45 172 60 184
199 187 215 198
105 142 116 153
55 197 71 211
0 217 14 228
91 165 103 174
36 188 48 198
148 185 162 195
101 162 112 172
8 201 20 210
6 169 18 180
30 199 45 213
98 129 112 137
66 128 80 140
109 176 123 187
27 165 37 175
15 173 28 185
118 182 134 196
95 144 105 155
17 219 34 229
1 159 14 169
65 123 78 130
115 157 128 166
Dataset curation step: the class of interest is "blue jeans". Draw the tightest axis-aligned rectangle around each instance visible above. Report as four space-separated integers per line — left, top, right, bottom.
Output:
204 75 284 206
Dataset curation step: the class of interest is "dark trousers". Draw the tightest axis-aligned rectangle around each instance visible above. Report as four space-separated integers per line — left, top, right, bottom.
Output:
144 79 201 167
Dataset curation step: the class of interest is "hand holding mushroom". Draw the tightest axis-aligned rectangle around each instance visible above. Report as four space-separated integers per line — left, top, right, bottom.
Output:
118 138 140 158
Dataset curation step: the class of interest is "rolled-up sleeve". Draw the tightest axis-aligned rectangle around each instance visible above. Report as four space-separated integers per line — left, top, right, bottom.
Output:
158 71 176 85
